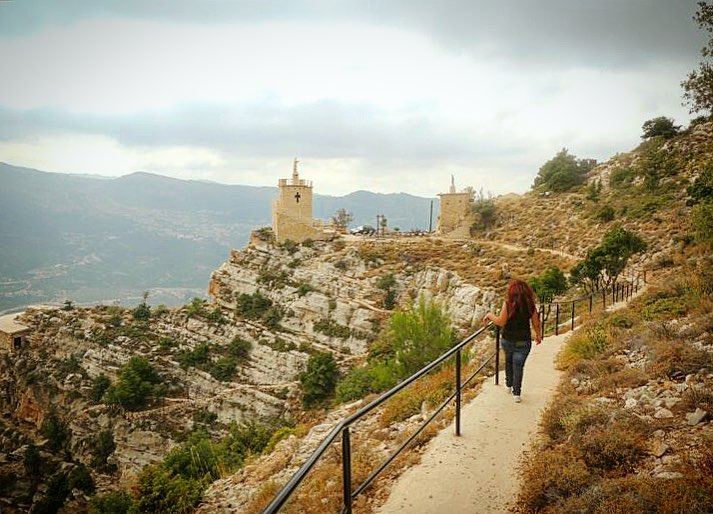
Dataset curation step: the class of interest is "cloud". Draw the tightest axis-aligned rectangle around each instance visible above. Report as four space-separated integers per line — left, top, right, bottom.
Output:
1 0 704 68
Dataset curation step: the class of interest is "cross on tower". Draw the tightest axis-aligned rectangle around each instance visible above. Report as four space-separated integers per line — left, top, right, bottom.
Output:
294 191 301 203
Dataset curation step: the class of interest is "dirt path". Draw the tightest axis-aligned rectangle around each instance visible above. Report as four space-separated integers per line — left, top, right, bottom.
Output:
374 331 569 514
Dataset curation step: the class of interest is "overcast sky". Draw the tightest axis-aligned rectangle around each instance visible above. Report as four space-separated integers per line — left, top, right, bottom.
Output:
0 0 704 196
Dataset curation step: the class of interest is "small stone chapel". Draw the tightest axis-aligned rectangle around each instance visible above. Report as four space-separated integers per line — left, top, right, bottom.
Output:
436 175 475 238
271 159 331 244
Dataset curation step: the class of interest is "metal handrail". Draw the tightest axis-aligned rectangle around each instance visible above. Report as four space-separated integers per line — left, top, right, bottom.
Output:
538 270 646 337
264 269 648 513
263 323 499 514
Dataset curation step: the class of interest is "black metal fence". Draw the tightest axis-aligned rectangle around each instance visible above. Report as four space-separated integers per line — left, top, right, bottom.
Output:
263 269 647 514
538 270 647 338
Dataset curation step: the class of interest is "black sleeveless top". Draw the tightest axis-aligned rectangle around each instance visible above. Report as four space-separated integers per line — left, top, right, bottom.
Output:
502 303 532 342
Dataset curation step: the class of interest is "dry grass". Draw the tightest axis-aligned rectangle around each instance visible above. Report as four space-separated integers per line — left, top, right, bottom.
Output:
650 339 713 379
517 447 593 512
356 238 574 292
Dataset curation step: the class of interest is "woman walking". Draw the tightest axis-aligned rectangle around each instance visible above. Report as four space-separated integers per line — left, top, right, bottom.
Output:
483 279 542 403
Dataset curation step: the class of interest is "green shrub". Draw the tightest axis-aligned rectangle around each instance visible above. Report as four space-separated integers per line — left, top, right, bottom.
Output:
41 410 70 453
178 343 210 369
609 313 634 329
206 307 225 324
314 318 351 339
529 266 567 303
280 239 298 255
159 337 176 350
68 463 95 493
300 352 339 407
687 163 713 205
609 166 635 188
384 288 397 310
89 490 133 514
595 204 615 222
532 149 596 192
186 297 208 318
227 337 251 360
90 430 116 471
132 466 205 514
192 409 218 426
264 337 297 352
561 324 608 363
236 292 273 319
641 295 687 320
104 357 163 410
33 472 70 513
262 306 284 329
91 374 111 403
24 444 42 479
641 116 680 139
257 268 291 288
636 137 678 191
692 202 713 247
334 260 348 271
297 283 315 297
376 273 396 290
132 303 151 321
208 356 237 381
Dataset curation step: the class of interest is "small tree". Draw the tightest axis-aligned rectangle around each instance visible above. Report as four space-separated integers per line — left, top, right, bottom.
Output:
585 179 602 201
471 189 497 230
389 297 455 376
104 357 163 410
24 444 42 479
529 267 568 303
331 208 354 231
91 430 116 471
682 2 713 115
641 116 680 139
533 149 596 192
90 374 111 403
132 291 151 320
41 410 71 453
300 352 339 407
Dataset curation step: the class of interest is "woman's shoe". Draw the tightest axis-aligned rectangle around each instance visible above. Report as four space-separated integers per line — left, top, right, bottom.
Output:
514 395 522 403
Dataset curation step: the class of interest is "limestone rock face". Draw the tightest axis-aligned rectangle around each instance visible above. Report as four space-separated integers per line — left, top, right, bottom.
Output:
410 268 497 329
0 237 504 511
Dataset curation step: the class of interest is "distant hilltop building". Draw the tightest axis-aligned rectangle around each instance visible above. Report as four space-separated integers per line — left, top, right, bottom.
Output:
0 314 30 352
271 159 332 244
436 175 475 238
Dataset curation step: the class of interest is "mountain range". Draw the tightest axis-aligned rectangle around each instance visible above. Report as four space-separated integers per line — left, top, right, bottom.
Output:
0 162 438 312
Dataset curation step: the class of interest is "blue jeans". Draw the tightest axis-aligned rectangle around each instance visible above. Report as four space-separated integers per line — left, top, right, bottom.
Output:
500 338 532 396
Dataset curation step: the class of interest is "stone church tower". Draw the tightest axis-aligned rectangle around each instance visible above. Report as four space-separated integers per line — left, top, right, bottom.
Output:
271 159 330 244
436 175 475 238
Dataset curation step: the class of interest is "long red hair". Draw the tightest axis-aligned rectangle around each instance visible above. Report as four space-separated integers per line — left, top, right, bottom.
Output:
506 279 536 319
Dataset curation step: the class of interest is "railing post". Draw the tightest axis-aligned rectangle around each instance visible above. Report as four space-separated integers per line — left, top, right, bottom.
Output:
589 294 593 313
555 303 560 335
539 305 545 338
643 270 647 283
455 349 462 436
571 301 575 331
612 283 616 304
602 288 606 309
495 326 500 385
341 427 352 514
